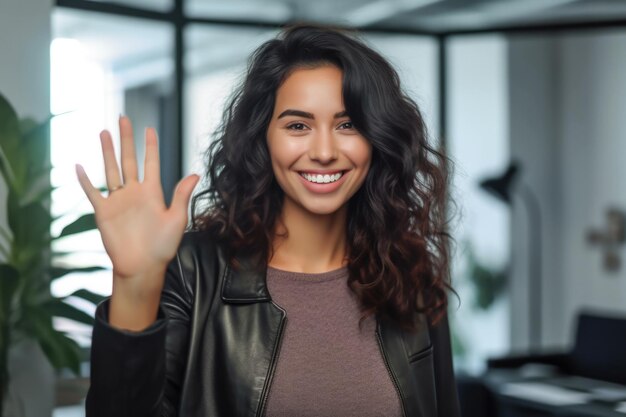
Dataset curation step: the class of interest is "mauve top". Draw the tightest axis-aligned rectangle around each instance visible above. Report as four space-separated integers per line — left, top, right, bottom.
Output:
263 265 403 417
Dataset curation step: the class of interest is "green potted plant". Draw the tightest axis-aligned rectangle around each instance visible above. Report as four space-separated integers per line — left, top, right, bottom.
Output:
449 239 508 364
464 240 508 311
0 93 107 415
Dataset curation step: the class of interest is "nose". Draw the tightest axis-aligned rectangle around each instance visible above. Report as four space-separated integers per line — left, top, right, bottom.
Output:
308 129 338 163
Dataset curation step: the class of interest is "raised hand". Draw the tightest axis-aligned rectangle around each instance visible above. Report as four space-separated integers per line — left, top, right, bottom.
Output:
75 116 199 329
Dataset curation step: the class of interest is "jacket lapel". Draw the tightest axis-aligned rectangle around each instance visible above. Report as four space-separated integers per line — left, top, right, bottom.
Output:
377 314 437 417
220 250 271 303
209 249 285 416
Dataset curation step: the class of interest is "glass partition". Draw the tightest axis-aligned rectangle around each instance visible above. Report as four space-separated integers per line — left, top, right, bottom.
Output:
51 7 174 344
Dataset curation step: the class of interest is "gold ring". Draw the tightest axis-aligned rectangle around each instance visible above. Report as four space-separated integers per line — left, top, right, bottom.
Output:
109 184 124 193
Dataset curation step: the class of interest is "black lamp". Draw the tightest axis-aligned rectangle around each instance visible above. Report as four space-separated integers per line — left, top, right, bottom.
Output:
479 160 543 352
479 162 519 204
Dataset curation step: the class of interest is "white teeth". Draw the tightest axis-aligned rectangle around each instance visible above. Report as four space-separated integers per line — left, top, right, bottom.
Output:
300 172 343 184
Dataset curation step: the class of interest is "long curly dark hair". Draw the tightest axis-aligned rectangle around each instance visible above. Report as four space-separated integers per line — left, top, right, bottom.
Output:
190 23 457 331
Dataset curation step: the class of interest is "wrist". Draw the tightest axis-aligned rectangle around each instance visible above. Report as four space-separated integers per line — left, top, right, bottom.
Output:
109 266 167 331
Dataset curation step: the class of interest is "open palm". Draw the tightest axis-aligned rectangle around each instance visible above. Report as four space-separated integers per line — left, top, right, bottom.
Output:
75 116 199 291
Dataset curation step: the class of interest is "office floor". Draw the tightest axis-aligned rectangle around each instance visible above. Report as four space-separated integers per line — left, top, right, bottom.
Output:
55 375 88 416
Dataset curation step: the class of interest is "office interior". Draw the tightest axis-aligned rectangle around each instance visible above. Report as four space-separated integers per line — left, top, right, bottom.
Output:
1 0 626 416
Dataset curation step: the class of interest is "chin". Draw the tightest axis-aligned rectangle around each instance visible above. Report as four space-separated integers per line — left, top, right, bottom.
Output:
300 200 346 216
307 207 342 216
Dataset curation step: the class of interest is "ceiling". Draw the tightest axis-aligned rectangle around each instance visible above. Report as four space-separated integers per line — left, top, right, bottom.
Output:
76 0 626 33
369 0 626 34
53 0 626 87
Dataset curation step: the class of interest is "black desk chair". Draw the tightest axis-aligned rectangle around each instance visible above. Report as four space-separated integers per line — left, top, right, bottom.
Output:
458 310 626 417
487 310 626 385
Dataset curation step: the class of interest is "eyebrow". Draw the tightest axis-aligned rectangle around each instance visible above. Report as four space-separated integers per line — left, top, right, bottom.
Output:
277 109 348 120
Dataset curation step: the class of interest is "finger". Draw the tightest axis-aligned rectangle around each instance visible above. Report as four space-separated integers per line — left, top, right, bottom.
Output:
169 175 200 216
75 164 104 209
143 127 160 185
100 130 123 191
119 115 138 183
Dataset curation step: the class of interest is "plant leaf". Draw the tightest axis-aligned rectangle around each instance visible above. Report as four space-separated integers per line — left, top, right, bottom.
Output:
0 94 20 182
42 298 95 326
19 172 53 206
6 185 19 241
15 247 44 270
56 213 97 239
21 117 50 174
66 288 107 305
0 146 15 186
0 264 20 320
19 118 38 136
8 184 52 247
30 312 81 375
51 265 107 280
0 223 12 250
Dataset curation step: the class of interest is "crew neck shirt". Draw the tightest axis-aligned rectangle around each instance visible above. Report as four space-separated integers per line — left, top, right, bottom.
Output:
263 265 403 417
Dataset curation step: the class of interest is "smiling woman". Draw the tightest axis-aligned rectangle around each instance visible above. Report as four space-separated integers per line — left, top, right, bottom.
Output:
80 22 460 417
267 65 372 219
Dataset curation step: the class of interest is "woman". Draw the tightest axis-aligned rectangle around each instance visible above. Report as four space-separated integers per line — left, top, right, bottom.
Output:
76 23 460 417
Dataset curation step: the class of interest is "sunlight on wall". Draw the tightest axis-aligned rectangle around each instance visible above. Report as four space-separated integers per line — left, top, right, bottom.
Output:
50 38 123 340
184 68 241 175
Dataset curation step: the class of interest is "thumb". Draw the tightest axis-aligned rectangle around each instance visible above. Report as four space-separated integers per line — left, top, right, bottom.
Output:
170 174 200 215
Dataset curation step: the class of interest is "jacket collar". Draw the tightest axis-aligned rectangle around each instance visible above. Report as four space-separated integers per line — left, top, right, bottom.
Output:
220 249 272 303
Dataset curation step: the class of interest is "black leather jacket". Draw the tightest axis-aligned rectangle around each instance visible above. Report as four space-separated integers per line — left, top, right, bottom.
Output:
86 230 460 417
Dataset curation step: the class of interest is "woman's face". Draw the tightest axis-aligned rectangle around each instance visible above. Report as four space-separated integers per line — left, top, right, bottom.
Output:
266 65 372 216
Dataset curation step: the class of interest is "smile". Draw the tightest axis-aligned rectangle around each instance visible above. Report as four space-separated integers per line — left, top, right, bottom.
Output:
299 171 344 184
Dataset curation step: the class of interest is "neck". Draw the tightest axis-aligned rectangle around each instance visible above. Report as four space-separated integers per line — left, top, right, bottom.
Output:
269 198 348 273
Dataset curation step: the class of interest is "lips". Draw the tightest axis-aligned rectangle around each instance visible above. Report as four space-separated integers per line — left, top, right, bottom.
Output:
296 169 348 184
296 169 349 193
300 171 343 184
297 169 346 175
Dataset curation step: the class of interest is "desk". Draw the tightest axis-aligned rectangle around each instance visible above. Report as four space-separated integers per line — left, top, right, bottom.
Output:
483 369 626 417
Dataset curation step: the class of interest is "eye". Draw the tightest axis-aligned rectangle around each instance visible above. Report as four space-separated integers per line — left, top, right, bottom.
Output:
286 122 308 131
338 121 354 130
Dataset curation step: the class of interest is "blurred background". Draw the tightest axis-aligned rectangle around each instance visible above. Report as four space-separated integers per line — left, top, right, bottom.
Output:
1 0 626 416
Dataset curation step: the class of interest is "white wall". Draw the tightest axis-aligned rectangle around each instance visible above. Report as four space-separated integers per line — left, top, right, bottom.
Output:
507 29 626 353
0 0 51 119
447 35 511 373
1 0 54 415
0 0 52 235
558 30 626 327
508 35 565 351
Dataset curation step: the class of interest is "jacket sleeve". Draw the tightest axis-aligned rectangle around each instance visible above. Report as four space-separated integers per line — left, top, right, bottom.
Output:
85 247 193 417
428 312 461 417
